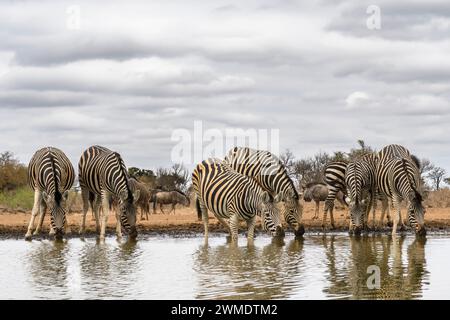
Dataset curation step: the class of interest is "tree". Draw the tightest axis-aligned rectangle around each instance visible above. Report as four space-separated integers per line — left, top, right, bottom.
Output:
279 149 295 176
347 139 375 160
0 151 28 191
427 167 446 190
419 158 434 176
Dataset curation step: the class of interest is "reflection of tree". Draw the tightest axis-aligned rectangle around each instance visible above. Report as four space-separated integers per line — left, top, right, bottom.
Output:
26 240 70 299
193 238 305 300
321 235 428 299
79 239 140 299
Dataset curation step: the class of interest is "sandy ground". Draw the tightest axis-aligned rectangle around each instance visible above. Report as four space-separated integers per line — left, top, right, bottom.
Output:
2 202 450 238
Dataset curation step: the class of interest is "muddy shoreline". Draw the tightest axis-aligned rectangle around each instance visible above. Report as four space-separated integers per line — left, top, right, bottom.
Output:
2 204 450 239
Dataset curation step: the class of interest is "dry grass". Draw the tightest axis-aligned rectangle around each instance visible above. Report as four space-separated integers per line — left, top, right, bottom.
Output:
424 188 450 208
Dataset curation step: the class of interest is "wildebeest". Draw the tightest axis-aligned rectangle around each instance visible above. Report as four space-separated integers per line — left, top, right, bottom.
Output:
302 183 347 227
153 190 190 214
128 178 152 221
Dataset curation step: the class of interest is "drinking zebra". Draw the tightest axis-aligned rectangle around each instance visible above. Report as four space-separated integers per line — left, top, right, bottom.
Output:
192 158 284 244
224 147 304 237
78 146 140 240
345 154 378 235
376 145 425 236
25 147 75 240
323 161 348 229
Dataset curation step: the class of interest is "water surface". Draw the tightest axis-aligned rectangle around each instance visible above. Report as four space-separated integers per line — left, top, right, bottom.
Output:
0 234 448 299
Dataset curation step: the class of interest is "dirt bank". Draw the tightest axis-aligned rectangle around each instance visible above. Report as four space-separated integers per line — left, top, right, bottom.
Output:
1 203 450 239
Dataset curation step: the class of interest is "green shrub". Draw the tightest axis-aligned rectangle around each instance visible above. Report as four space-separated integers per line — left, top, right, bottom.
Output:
0 186 34 210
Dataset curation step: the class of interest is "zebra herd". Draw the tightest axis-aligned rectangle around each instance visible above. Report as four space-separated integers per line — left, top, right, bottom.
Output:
26 146 139 241
24 143 426 243
323 144 426 237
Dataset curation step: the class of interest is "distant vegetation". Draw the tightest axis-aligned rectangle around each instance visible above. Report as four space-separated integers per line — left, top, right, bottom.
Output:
0 142 449 210
0 151 33 210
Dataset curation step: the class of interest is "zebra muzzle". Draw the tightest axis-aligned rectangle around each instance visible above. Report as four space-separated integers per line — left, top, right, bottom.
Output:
275 226 285 238
295 224 305 237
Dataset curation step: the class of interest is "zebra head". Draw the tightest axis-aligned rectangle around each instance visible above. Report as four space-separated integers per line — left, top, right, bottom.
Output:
42 190 69 240
407 191 426 236
280 189 304 237
260 191 285 238
348 197 365 236
118 189 141 239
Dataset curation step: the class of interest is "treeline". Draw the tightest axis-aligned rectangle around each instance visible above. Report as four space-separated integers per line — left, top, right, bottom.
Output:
128 163 190 192
280 140 449 191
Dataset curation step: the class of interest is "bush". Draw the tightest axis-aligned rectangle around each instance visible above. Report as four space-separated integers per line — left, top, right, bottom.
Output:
424 188 450 208
0 151 28 191
0 186 34 210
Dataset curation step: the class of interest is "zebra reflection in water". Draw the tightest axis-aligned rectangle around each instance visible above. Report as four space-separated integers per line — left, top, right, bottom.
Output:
320 235 428 299
193 237 305 300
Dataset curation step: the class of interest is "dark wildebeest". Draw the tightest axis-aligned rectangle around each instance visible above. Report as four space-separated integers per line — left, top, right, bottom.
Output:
153 190 190 214
302 183 347 226
128 178 152 221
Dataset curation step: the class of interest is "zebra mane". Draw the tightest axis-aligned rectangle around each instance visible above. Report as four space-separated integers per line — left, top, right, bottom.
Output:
48 151 62 204
400 158 421 202
113 152 133 201
411 154 421 170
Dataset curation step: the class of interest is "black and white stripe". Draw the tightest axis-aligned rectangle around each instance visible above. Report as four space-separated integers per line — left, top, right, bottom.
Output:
345 154 378 234
323 161 348 229
26 147 75 240
192 158 284 244
224 147 304 236
78 146 140 240
376 145 425 236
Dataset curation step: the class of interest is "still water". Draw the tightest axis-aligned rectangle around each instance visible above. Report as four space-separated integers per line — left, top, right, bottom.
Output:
0 233 448 300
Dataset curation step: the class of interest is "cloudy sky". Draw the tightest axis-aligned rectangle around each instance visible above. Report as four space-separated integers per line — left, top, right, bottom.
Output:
1 0 449 173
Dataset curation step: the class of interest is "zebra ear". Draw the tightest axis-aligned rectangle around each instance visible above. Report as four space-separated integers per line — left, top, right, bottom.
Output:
133 190 141 203
119 190 128 202
262 191 273 204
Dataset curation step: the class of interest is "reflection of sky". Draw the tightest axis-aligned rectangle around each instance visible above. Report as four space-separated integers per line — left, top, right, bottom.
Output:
0 235 449 299
422 237 450 300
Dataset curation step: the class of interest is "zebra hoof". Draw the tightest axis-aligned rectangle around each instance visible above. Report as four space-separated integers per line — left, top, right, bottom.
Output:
25 234 32 241
33 230 40 236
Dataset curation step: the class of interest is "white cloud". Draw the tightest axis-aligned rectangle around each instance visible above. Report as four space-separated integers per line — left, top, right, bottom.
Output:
345 91 370 109
0 0 449 172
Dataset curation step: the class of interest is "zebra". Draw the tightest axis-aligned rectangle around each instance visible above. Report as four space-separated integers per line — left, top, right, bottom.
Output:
192 158 284 244
224 147 304 237
376 145 425 236
25 147 75 240
323 161 348 229
78 146 140 241
345 154 378 235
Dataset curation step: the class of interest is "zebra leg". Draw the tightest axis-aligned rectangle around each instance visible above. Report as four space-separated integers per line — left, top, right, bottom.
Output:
34 199 47 236
391 198 401 237
79 189 90 235
329 205 336 230
198 201 209 245
93 197 101 233
229 213 239 244
246 215 256 245
100 193 111 241
216 216 231 233
115 209 123 240
25 190 43 240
